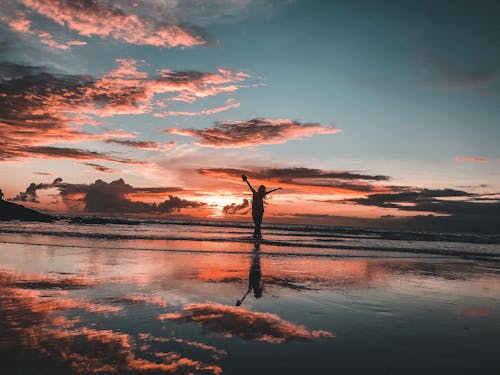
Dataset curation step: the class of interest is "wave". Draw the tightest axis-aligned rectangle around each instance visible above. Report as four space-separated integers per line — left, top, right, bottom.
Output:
2 218 500 244
1 222 499 260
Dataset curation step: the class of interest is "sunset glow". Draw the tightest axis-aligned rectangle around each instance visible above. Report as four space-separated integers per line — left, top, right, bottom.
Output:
0 0 498 232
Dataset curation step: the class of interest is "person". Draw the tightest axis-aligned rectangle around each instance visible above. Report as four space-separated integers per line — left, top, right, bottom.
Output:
0 189 3 201
236 243 263 306
242 174 282 239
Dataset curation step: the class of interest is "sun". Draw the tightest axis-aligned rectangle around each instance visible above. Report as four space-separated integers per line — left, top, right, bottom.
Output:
202 195 241 218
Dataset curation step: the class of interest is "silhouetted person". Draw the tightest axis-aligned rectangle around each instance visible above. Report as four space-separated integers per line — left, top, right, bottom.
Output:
0 189 3 201
236 243 263 306
242 175 282 239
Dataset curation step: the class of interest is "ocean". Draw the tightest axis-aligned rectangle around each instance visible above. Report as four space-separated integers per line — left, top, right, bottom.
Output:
0 220 499 374
1 220 499 259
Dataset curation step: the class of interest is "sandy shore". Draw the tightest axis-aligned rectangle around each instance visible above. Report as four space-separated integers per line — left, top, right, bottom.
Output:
0 234 499 374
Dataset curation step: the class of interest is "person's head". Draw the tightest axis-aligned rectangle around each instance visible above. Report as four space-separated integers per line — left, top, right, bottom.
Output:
258 185 266 194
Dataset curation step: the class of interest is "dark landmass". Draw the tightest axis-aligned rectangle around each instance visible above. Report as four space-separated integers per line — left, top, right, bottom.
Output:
0 200 54 222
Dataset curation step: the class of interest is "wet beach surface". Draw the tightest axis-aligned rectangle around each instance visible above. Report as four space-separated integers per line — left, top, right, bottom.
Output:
0 232 500 374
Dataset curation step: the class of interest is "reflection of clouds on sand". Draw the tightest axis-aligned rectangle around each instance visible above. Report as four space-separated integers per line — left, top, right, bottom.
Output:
158 302 334 343
0 269 222 374
112 293 168 308
195 258 392 292
194 257 500 297
21 326 222 374
0 268 97 289
139 333 228 360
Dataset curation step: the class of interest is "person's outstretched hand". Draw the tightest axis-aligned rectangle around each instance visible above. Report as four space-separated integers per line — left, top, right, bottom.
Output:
242 174 248 181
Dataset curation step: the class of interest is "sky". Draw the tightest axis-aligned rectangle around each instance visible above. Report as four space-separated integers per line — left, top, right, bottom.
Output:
0 0 499 231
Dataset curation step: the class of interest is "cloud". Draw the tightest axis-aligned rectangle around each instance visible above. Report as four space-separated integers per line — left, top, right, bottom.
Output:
0 59 250 162
222 198 250 214
345 188 500 217
0 269 222 375
158 302 333 343
104 139 175 151
12 177 62 202
10 0 209 48
17 146 144 164
199 167 391 194
453 156 489 163
84 163 118 174
418 2 500 89
138 333 227 359
154 98 240 117
424 53 500 89
2 8 85 50
164 118 340 147
13 177 203 215
56 178 204 214
138 0 293 27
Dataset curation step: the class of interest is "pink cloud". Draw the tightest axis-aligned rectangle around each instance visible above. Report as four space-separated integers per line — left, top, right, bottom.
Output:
3 11 81 50
0 59 249 162
19 0 208 48
158 302 334 343
452 156 489 163
138 333 227 358
67 40 87 46
7 17 31 32
154 98 240 118
0 269 223 374
164 118 341 147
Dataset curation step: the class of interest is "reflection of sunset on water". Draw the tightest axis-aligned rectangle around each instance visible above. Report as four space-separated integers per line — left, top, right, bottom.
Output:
0 236 500 374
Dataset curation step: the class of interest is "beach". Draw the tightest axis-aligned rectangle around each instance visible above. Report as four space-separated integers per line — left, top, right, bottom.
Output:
0 221 499 374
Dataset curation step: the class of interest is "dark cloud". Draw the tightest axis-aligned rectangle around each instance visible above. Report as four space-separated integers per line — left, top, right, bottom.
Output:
256 168 389 181
57 178 203 214
425 55 500 88
104 139 175 151
84 163 118 174
222 198 250 215
0 61 44 79
158 303 333 343
284 212 500 234
419 1 500 89
13 177 62 202
199 167 390 194
345 189 500 217
165 118 340 147
13 177 202 214
19 146 144 164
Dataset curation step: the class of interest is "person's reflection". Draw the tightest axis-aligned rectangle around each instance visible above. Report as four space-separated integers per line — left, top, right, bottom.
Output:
236 243 263 306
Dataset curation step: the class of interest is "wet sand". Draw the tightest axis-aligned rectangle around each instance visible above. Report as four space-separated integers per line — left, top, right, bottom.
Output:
1 234 499 374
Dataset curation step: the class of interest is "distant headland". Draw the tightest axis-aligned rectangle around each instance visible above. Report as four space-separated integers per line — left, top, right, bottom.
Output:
0 200 54 222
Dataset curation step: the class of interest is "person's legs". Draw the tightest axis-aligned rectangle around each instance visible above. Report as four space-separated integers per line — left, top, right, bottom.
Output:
252 210 263 238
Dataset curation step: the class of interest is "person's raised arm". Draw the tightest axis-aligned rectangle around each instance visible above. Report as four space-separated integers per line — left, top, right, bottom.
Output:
265 187 283 195
242 175 256 193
